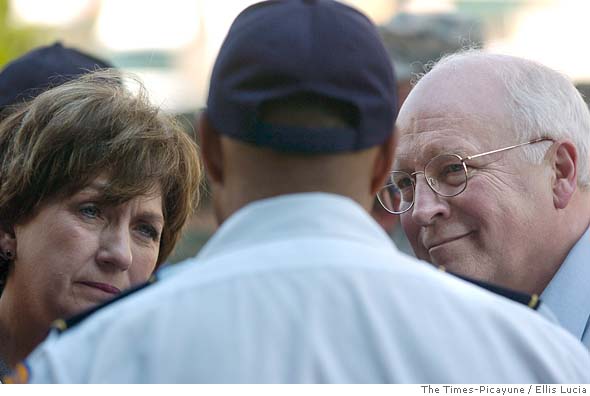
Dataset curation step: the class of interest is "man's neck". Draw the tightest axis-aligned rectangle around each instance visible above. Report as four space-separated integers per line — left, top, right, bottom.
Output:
218 188 372 226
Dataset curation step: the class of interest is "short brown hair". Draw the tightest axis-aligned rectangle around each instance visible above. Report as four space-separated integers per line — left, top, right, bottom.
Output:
0 70 202 286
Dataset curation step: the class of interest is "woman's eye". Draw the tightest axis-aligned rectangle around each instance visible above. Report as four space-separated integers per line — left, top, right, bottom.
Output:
137 224 160 242
80 204 100 219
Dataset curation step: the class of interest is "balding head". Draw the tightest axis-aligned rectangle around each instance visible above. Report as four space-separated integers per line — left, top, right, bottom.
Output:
400 51 590 185
400 54 508 123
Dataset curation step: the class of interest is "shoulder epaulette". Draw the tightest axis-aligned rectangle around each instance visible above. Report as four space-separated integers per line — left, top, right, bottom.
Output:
51 274 158 334
438 266 541 310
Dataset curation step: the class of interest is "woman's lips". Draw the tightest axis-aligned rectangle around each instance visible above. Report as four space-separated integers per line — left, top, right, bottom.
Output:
78 281 121 295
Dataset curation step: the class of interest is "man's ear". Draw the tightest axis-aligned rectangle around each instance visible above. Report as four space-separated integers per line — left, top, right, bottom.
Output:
198 112 224 185
370 131 396 196
551 140 577 209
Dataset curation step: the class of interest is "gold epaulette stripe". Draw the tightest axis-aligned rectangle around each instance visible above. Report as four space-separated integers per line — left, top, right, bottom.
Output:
52 318 67 332
2 362 30 384
528 294 539 308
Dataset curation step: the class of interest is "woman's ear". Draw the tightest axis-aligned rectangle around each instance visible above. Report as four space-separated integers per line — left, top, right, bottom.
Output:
198 112 224 185
551 141 577 209
0 226 17 261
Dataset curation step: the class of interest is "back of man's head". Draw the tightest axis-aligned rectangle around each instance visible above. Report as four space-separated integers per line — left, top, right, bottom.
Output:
201 0 398 222
0 42 112 120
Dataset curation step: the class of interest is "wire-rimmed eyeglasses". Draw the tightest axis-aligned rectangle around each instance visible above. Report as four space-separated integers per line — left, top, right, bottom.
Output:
377 137 555 215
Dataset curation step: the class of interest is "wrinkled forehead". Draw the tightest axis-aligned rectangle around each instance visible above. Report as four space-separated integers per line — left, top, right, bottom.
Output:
395 63 512 168
394 111 500 170
63 173 163 207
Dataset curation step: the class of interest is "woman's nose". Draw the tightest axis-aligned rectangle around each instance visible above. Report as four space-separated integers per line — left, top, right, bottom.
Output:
97 224 133 272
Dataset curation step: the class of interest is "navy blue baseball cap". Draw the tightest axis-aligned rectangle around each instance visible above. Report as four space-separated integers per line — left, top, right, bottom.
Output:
207 0 398 153
0 42 112 110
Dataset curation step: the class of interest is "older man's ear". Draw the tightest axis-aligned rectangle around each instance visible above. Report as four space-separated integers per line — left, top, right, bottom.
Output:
551 140 578 209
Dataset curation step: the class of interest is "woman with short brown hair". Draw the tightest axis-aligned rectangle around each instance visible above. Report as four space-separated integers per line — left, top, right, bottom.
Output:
0 70 202 373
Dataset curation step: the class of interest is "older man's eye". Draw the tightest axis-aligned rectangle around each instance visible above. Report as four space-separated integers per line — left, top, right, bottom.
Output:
441 163 463 174
440 163 465 187
392 173 413 190
397 177 413 189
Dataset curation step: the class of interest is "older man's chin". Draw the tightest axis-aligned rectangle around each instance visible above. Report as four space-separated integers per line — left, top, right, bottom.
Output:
422 233 476 269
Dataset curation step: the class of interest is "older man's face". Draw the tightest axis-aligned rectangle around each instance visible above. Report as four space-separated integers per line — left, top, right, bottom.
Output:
394 63 554 293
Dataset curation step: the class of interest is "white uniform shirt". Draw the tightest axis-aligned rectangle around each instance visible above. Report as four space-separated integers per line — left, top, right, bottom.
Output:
23 194 590 383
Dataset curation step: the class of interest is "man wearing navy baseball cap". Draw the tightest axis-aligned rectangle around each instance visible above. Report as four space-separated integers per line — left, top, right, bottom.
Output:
0 42 112 119
16 0 590 383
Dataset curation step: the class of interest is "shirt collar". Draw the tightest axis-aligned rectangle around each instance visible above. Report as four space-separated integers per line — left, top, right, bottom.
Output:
541 226 590 343
196 192 395 261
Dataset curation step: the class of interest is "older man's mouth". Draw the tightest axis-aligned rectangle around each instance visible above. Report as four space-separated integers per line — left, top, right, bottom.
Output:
426 232 472 253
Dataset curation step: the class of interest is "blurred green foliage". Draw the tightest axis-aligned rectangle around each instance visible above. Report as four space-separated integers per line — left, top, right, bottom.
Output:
0 0 45 67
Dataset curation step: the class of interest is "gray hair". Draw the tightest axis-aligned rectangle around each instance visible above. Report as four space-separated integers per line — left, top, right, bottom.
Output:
429 50 590 189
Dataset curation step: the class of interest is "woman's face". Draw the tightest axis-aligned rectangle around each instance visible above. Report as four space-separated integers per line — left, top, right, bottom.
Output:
4 176 164 325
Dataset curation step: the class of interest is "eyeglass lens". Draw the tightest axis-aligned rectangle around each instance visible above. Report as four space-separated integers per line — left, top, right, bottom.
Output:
377 154 468 214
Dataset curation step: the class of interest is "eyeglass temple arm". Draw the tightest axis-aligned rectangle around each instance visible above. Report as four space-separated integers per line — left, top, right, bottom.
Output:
464 137 554 161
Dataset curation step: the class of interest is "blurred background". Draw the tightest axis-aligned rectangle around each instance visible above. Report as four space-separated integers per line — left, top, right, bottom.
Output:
2 0 588 262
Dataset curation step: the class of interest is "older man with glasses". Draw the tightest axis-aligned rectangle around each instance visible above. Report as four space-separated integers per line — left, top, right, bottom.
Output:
381 49 590 348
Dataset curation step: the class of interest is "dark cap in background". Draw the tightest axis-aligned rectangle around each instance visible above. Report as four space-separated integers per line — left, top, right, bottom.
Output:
207 0 398 153
0 42 112 110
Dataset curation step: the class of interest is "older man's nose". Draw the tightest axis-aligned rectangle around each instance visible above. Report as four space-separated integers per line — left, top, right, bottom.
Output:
411 175 450 226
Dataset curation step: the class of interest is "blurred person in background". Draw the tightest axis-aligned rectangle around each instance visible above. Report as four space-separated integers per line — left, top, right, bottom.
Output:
0 70 201 375
382 49 590 348
372 12 483 256
0 42 112 121
574 83 590 109
12 0 590 383
379 12 483 107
